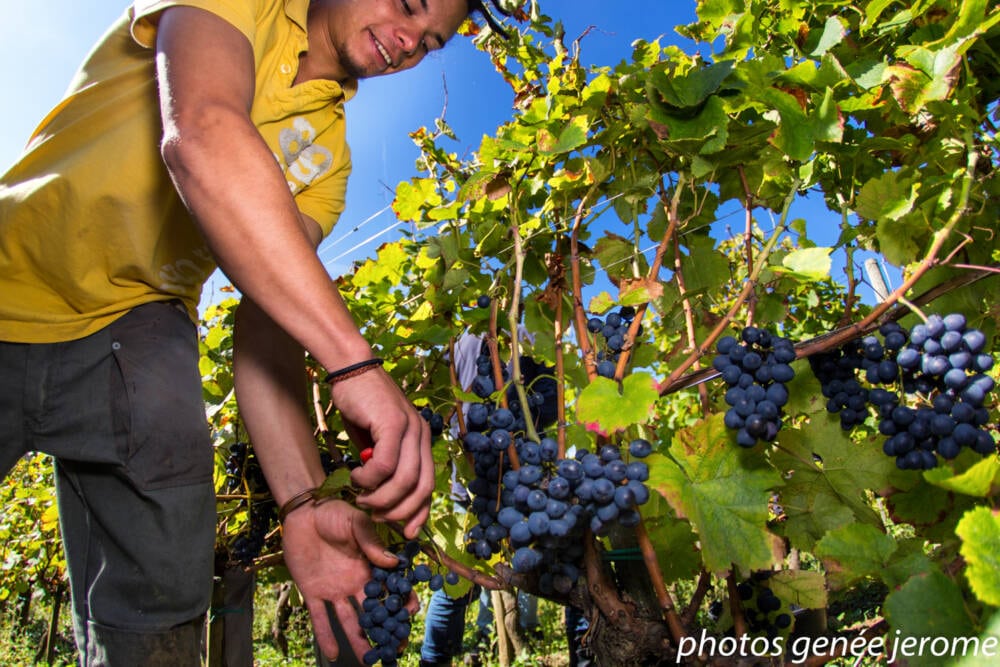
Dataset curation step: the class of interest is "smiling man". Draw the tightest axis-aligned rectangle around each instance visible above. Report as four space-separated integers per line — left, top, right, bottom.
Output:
0 0 509 664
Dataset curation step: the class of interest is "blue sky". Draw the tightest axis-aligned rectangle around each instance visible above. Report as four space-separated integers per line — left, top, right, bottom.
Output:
1 1 700 299
1 1 892 307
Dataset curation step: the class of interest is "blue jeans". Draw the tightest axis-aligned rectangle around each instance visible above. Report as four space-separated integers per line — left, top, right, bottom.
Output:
420 586 488 662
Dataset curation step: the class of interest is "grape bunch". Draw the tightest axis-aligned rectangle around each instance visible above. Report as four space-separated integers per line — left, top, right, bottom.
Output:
462 428 654 595
231 500 276 566
586 306 638 379
877 314 995 469
734 572 793 638
224 441 249 492
224 442 277 565
713 327 797 447
358 541 457 666
809 322 909 430
809 314 996 470
419 406 445 438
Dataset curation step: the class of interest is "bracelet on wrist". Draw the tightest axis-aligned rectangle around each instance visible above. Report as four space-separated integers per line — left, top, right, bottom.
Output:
323 358 384 385
277 487 319 523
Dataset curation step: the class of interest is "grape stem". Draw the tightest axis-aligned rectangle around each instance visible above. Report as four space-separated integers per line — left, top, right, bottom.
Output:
386 521 505 590
737 165 758 326
569 188 600 380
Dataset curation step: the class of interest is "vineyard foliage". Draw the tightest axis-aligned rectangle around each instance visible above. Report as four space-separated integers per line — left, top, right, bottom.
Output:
3 0 1000 664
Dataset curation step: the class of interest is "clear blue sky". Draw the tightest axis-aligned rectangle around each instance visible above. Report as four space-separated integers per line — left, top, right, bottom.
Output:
1 2 891 306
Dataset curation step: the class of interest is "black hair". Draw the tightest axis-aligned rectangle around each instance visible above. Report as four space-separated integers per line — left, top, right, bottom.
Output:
466 0 514 38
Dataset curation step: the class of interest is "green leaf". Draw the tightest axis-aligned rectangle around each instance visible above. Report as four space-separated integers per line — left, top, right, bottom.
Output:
642 494 702 584
776 247 832 280
770 415 894 551
575 373 660 435
538 115 589 155
393 178 441 221
957 506 1000 607
649 414 784 575
815 522 897 590
768 570 828 609
647 95 730 154
587 291 617 315
808 16 846 56
884 569 977 661
758 88 814 162
315 467 354 499
650 60 735 109
924 456 1000 497
354 242 409 286
677 235 731 294
594 233 645 282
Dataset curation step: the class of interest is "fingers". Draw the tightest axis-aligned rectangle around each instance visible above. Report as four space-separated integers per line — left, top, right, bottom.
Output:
307 596 372 664
347 507 405 569
306 596 340 662
330 366 435 534
354 418 432 529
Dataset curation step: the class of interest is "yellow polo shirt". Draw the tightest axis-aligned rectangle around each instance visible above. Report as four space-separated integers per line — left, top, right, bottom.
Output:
0 0 354 343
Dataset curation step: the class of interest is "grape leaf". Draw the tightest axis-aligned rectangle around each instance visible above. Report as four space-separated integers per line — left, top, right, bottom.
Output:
956 506 1000 607
649 414 784 575
776 246 833 280
815 523 897 590
647 95 730 154
768 570 827 609
952 610 1000 667
393 177 441 221
641 492 702 584
538 115 589 155
677 235 731 295
354 244 409 285
650 60 734 109
575 374 660 435
883 569 977 664
770 414 894 551
924 456 1000 497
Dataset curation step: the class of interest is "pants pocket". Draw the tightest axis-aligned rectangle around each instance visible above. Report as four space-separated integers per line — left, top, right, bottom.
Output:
109 301 212 490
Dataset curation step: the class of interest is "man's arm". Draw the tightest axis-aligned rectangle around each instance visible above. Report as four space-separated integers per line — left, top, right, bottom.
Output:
154 6 433 532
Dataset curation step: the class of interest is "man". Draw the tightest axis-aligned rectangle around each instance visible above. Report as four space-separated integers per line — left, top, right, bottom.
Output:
0 0 509 664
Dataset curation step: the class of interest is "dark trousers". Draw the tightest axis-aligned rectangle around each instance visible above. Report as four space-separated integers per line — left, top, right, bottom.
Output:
0 301 216 666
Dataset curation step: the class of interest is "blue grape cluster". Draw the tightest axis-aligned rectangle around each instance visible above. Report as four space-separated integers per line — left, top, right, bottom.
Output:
586 306 638 378
809 314 996 470
231 500 276 566
878 314 995 469
462 415 654 593
419 406 445 438
358 541 457 666
735 572 792 638
225 442 276 565
808 322 909 430
713 327 797 447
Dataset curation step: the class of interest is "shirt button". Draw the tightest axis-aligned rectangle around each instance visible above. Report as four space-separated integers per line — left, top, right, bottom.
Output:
280 63 292 75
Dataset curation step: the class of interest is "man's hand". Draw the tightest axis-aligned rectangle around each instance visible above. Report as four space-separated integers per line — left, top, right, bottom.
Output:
330 369 435 538
281 500 417 662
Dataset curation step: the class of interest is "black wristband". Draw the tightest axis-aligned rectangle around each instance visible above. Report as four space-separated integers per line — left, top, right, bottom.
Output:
323 358 384 385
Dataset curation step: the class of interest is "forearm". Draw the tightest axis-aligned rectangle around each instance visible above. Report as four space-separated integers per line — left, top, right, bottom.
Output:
233 298 325 504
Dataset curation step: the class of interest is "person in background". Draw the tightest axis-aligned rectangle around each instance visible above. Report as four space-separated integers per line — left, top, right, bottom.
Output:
0 0 510 664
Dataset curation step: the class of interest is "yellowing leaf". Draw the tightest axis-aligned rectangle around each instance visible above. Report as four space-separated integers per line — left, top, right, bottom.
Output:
957 507 1000 607
575 373 660 435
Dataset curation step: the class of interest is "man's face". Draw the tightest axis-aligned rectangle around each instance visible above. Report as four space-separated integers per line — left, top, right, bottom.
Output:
327 0 470 79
